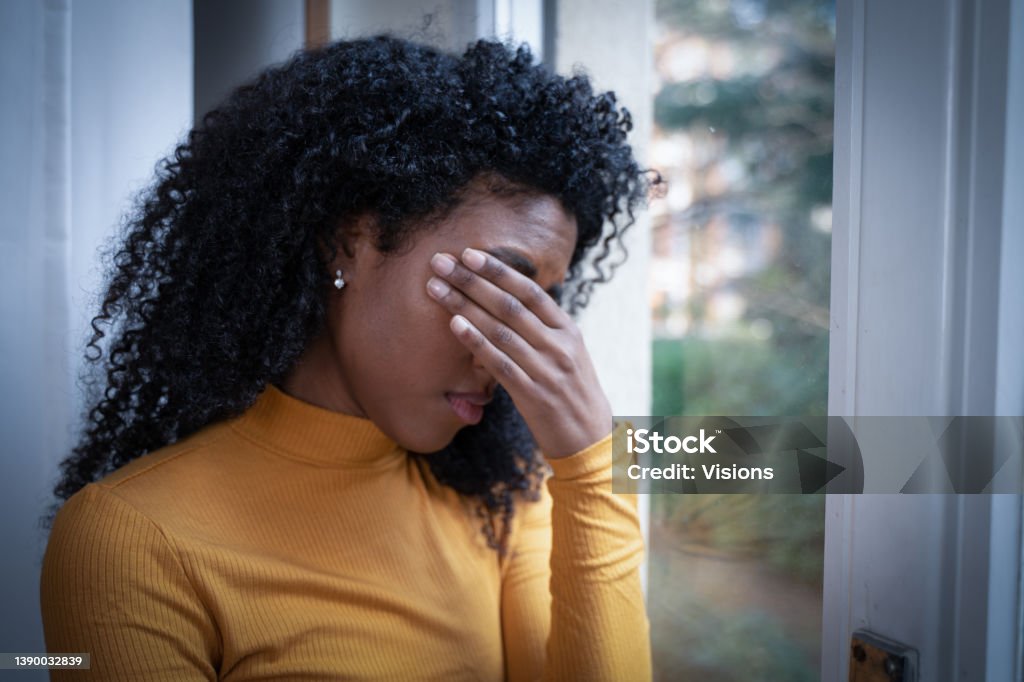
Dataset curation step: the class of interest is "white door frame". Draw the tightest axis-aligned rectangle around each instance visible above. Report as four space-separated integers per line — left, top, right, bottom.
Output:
824 0 1022 679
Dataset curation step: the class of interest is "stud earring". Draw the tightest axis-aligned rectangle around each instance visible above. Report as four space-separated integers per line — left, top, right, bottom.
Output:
333 269 346 290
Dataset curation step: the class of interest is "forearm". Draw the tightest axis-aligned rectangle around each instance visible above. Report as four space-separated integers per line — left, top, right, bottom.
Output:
543 430 651 682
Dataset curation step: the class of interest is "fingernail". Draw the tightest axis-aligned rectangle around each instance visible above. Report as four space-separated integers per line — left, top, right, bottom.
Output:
431 252 456 275
451 315 470 333
462 248 486 271
426 277 450 298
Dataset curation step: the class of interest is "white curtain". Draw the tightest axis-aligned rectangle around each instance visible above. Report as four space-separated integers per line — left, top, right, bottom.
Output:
0 0 192 662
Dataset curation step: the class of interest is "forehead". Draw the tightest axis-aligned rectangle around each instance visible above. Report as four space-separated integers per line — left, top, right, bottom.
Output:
435 191 577 283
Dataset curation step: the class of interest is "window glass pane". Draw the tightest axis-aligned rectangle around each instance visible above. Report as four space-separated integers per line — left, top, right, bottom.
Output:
648 1 835 679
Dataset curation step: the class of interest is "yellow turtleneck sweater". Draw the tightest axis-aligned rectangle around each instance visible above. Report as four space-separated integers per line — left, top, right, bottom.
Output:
41 385 650 680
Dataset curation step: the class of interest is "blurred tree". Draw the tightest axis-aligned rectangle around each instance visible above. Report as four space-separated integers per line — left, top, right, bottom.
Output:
647 1 834 679
652 0 834 416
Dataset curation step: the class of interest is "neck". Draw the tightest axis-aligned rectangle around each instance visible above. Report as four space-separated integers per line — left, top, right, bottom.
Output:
280 332 364 418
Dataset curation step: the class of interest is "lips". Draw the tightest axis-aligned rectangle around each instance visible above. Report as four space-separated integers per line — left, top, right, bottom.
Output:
445 391 492 425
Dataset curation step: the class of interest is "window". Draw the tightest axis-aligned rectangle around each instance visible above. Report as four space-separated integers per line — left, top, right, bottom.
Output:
648 1 835 678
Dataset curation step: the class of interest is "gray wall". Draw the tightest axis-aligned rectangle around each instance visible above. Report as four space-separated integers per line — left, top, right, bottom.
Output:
194 0 304 120
330 0 480 51
552 0 653 421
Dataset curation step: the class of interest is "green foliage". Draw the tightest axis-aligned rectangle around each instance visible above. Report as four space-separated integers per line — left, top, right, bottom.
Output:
651 339 686 416
648 548 821 680
682 608 818 682
651 492 825 586
652 336 828 417
650 334 828 582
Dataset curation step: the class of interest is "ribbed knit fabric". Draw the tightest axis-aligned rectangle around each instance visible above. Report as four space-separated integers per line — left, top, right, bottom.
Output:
41 385 650 681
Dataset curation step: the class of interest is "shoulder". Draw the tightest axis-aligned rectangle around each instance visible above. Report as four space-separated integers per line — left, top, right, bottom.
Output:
53 417 248 538
45 483 171 562
98 419 236 489
41 484 221 679
41 420 246 602
42 483 197 606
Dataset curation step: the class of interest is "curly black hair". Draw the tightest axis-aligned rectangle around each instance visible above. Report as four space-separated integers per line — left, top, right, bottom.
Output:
47 36 659 550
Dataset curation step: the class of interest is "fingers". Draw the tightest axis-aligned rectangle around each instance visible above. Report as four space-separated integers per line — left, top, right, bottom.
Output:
448 314 534 391
426 248 612 458
426 273 548 380
432 250 568 331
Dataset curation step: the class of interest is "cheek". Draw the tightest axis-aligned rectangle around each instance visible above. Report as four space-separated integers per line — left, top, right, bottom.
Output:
343 262 469 392
416 293 466 363
379 286 465 377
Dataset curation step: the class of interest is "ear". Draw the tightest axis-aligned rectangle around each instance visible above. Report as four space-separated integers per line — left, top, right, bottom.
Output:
324 212 379 279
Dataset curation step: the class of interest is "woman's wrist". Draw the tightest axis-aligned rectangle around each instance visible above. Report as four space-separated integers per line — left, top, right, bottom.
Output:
545 429 615 480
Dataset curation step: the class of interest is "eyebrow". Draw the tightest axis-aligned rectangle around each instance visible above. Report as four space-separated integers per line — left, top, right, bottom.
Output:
483 247 563 302
483 247 537 278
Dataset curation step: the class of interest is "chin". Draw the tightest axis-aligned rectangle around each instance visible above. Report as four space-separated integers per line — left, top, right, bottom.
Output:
375 398 467 454
391 421 460 455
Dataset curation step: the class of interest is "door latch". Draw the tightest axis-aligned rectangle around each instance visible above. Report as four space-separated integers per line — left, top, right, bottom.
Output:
849 629 918 682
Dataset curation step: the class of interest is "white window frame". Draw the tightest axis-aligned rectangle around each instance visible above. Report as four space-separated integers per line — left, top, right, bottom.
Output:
824 0 1022 679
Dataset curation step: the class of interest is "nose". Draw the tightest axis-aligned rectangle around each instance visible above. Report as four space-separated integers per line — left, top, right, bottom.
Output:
470 355 498 395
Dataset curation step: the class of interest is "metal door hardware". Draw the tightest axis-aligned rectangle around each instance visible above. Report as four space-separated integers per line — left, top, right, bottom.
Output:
849 629 918 682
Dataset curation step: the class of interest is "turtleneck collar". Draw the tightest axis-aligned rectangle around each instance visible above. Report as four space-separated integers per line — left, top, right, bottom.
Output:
230 384 404 468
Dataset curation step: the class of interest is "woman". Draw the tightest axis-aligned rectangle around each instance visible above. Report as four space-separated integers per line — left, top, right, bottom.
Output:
42 36 658 680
